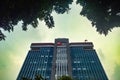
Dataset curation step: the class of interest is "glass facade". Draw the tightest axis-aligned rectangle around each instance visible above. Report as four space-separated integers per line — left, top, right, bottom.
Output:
17 47 53 80
17 38 108 80
70 46 108 80
55 46 68 79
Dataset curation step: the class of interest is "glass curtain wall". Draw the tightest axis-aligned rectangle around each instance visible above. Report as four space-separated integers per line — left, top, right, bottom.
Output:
55 44 68 79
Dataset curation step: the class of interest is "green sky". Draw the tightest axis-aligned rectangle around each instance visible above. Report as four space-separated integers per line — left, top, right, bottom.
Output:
0 1 120 80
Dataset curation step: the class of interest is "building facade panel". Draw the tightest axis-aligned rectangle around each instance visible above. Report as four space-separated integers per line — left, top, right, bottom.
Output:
17 47 54 80
70 45 108 80
17 38 108 80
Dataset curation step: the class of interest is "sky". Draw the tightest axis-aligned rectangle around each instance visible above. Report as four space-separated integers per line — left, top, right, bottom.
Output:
0 1 120 80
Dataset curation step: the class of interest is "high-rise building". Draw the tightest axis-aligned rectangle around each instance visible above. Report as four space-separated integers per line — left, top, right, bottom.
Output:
17 38 108 80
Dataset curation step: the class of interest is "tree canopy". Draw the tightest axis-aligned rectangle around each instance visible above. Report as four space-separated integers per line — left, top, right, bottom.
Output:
22 74 46 80
77 0 120 35
0 0 120 40
0 0 73 40
58 75 73 80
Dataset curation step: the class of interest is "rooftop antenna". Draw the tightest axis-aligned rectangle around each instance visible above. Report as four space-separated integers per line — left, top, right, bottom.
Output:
85 39 88 43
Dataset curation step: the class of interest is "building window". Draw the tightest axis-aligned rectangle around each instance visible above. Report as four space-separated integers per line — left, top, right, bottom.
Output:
74 61 77 63
73 68 76 70
91 61 95 63
83 67 86 70
41 55 44 57
78 68 81 70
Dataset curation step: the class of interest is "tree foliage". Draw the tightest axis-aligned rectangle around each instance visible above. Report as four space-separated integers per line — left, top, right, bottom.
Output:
22 74 46 80
22 77 32 80
0 0 120 40
58 75 72 80
77 0 120 35
0 0 73 40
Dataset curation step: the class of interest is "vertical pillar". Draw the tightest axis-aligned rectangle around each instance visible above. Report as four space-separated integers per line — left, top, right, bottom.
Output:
51 38 72 80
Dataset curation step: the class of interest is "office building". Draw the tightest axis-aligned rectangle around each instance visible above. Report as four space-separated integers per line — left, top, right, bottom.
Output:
17 38 108 80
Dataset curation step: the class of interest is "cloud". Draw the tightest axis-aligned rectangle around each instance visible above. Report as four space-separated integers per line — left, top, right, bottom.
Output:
112 64 120 80
0 50 13 80
97 49 105 60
